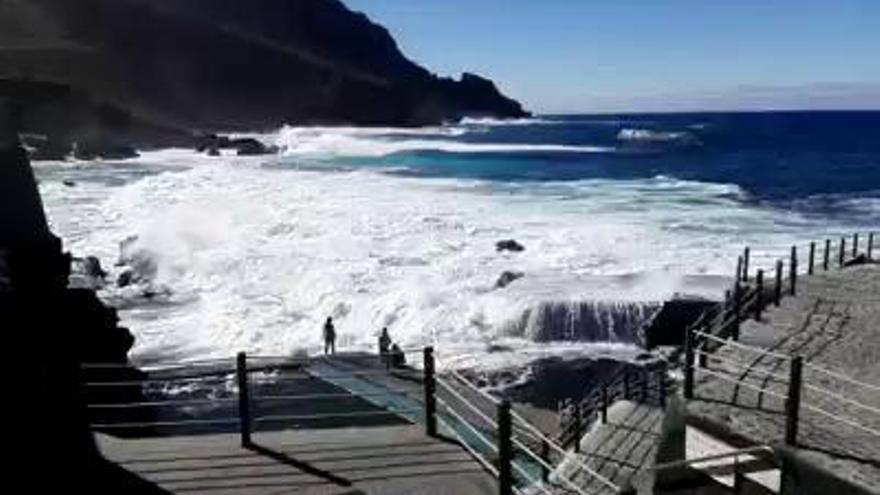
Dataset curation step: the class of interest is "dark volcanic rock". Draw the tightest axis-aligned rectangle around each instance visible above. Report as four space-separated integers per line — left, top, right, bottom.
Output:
495 270 524 289
0 142 156 491
73 141 139 161
844 254 869 267
644 296 719 348
232 138 278 156
496 239 526 252
2 0 529 150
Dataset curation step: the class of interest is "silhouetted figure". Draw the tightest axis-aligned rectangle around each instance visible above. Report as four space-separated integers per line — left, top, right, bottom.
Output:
390 343 406 368
323 317 336 355
378 327 391 366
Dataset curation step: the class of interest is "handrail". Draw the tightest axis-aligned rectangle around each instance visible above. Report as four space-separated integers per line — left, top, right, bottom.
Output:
649 445 775 472
694 350 790 383
511 437 592 495
697 368 789 402
511 461 554 495
92 417 241 429
803 363 880 392
801 404 880 437
87 397 238 408
445 367 620 492
436 378 498 428
435 415 500 477
692 330 790 361
253 409 421 422
801 383 880 415
254 389 409 401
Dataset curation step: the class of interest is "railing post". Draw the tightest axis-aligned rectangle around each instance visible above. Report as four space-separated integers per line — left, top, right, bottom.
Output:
824 239 831 270
572 404 581 453
731 282 741 340
755 269 764 321
497 399 513 495
808 241 815 275
600 386 608 423
698 337 708 368
540 439 551 482
789 246 797 296
785 356 803 446
742 247 750 282
640 368 648 402
853 233 858 258
236 352 252 447
423 346 437 437
735 256 743 283
774 260 783 307
657 362 667 408
869 232 875 260
684 327 695 400
839 236 846 267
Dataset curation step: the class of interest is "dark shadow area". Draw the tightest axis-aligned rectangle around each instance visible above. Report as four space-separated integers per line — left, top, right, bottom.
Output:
247 441 353 487
88 458 174 494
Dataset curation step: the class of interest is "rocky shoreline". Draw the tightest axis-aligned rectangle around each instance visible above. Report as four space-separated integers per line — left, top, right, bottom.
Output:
2 0 529 160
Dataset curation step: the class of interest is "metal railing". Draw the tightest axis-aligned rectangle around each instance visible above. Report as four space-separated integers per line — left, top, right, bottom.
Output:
84 346 624 494
557 362 672 451
436 369 621 494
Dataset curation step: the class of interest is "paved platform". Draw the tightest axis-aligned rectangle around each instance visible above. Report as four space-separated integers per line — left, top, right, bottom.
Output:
98 425 498 494
688 263 880 493
554 401 665 494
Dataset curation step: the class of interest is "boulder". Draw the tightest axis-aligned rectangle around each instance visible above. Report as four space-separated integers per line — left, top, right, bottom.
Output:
843 254 870 267
73 141 139 160
233 138 278 156
496 239 525 252
495 271 524 289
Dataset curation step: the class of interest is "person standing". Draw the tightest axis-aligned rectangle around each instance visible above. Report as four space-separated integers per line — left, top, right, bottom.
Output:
323 317 336 355
378 327 391 366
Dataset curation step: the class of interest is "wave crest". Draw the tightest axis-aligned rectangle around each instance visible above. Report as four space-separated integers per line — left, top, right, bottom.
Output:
617 128 700 145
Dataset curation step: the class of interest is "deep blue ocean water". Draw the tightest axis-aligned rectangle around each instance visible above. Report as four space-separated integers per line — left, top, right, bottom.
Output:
350 111 880 221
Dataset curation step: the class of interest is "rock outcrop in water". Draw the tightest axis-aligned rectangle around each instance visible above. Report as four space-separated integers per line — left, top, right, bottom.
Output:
1 0 528 157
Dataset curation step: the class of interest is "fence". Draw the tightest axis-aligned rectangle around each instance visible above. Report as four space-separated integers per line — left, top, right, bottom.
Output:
556 363 671 450
82 347 625 494
683 230 879 447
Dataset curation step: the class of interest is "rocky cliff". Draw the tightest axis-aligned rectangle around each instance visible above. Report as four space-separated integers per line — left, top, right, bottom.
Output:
1 0 528 155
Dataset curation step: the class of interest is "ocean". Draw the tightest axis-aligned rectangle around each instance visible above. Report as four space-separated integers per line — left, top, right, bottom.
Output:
33 111 880 370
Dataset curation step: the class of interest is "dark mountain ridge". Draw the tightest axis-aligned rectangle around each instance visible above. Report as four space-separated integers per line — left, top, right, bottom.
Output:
0 0 528 156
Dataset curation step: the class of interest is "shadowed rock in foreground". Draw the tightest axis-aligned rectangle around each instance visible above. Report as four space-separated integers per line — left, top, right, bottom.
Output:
1 104 159 489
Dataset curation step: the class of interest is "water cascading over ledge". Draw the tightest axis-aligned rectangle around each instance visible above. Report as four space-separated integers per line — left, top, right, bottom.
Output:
506 300 664 346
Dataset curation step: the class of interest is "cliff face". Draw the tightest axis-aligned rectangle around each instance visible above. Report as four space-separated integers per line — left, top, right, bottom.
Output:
1 0 528 150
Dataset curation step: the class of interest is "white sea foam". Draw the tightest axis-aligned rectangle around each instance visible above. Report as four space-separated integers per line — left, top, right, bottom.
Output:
36 128 862 370
459 116 561 126
617 128 698 144
272 125 612 157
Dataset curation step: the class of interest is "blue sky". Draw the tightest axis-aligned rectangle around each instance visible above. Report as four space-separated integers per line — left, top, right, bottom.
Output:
345 0 880 113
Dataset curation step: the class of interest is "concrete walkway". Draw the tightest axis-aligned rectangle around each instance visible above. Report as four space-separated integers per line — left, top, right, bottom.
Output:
98 425 498 494
688 264 880 493
555 401 665 494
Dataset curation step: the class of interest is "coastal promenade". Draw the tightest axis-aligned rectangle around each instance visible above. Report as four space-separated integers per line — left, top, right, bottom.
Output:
87 233 879 494
686 249 879 493
98 425 497 494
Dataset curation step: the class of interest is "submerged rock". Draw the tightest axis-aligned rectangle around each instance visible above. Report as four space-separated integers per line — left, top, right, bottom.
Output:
233 138 278 156
494 270 524 289
844 254 869 267
73 141 139 161
496 239 525 252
